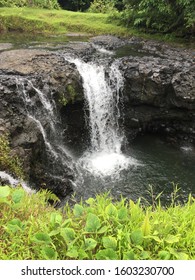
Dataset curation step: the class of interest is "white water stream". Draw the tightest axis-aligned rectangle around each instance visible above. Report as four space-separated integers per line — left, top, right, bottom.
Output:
65 57 139 177
16 78 73 164
0 171 34 193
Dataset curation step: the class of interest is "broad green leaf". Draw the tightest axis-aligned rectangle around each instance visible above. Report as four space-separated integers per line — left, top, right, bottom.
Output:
118 207 128 221
105 203 118 218
85 213 101 232
49 229 61 237
33 233 52 244
41 246 57 260
84 238 97 251
102 236 117 250
131 230 143 245
7 218 23 228
6 219 24 233
165 234 180 244
85 198 95 205
61 228 76 243
98 226 108 234
175 252 189 260
78 248 88 259
73 204 84 218
11 189 25 204
168 248 188 260
158 250 171 260
96 249 118 260
66 246 78 258
0 186 10 198
123 251 136 260
50 213 62 228
140 251 150 260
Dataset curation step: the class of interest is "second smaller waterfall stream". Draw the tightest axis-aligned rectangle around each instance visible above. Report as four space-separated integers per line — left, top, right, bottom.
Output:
66 57 139 177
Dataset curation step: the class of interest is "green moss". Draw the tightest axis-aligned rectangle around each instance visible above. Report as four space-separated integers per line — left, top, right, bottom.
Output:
0 134 24 179
58 96 68 106
66 84 77 103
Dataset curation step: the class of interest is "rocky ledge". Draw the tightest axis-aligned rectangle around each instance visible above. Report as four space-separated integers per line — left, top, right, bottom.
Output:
0 48 83 198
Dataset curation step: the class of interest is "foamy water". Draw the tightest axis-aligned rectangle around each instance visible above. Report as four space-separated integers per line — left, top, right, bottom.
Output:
79 151 140 177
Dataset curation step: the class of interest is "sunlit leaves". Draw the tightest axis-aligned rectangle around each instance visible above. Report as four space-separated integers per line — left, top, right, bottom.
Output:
85 213 101 232
61 228 76 243
102 236 117 250
33 233 52 244
105 203 117 217
0 186 195 260
96 249 118 260
0 186 10 198
131 230 144 245
73 204 84 218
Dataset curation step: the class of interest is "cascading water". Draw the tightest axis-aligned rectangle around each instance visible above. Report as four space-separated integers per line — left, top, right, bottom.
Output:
15 78 74 183
0 171 34 193
65 57 139 178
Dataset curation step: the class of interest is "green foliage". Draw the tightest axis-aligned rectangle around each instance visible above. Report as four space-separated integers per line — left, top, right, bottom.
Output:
109 0 195 36
58 0 91 12
0 7 129 36
0 134 24 179
0 0 60 9
0 186 195 260
88 0 116 14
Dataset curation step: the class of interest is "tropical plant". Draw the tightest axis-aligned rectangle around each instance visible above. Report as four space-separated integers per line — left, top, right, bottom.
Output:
0 186 194 260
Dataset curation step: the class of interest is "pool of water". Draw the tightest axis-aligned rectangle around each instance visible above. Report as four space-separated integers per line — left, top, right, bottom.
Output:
73 134 195 204
0 32 90 51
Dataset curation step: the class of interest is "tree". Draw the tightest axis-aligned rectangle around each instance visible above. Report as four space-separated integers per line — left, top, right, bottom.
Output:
122 0 195 35
58 0 91 11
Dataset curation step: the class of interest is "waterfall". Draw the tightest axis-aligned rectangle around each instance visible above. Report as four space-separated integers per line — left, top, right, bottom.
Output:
65 57 137 177
16 78 74 175
0 171 34 193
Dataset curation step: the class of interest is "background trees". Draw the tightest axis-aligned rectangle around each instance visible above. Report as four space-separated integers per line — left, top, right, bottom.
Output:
121 0 195 35
0 0 194 36
57 0 91 11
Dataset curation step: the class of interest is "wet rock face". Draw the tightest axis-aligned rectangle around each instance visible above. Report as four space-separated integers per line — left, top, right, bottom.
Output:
118 43 195 144
121 56 195 109
0 48 83 198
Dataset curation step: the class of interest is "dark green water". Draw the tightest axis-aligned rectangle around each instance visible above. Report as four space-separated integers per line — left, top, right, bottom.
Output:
72 134 195 204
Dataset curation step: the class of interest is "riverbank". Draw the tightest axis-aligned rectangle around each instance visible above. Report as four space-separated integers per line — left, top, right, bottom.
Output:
0 7 130 36
0 7 194 46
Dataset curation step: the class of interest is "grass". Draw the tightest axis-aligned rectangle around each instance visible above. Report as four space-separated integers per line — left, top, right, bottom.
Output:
1 7 193 46
1 7 189 44
0 185 195 260
0 7 131 36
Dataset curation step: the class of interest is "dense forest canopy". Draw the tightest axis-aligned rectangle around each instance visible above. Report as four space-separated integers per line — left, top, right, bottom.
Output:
0 0 194 36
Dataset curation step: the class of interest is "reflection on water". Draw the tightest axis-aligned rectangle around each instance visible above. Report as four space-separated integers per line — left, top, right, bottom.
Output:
0 32 89 51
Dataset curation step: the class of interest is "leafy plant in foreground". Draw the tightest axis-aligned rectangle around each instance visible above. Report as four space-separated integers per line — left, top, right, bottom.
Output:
0 186 195 260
